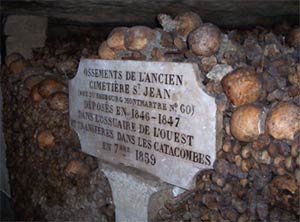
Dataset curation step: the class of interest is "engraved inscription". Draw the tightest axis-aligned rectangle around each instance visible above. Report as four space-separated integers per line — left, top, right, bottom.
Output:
69 59 217 189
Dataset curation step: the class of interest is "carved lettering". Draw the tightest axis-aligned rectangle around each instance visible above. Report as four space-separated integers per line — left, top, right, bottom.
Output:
69 59 217 189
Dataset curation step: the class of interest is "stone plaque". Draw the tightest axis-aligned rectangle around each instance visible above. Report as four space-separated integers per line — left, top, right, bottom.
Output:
69 59 217 189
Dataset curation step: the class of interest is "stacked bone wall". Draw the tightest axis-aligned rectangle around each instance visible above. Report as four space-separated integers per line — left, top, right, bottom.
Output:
1 12 300 221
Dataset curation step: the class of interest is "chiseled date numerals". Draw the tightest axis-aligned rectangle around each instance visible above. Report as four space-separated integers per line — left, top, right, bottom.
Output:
131 108 180 127
131 109 150 121
158 114 180 127
135 150 156 165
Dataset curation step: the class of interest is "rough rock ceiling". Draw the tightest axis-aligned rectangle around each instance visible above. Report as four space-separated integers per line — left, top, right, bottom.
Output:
1 0 300 28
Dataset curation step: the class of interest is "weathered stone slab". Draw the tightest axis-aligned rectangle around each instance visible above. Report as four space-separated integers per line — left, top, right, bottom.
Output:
4 15 47 59
4 15 47 35
69 59 217 189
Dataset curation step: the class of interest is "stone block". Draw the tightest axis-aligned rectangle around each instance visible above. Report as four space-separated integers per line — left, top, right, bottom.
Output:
4 15 47 59
4 15 47 36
